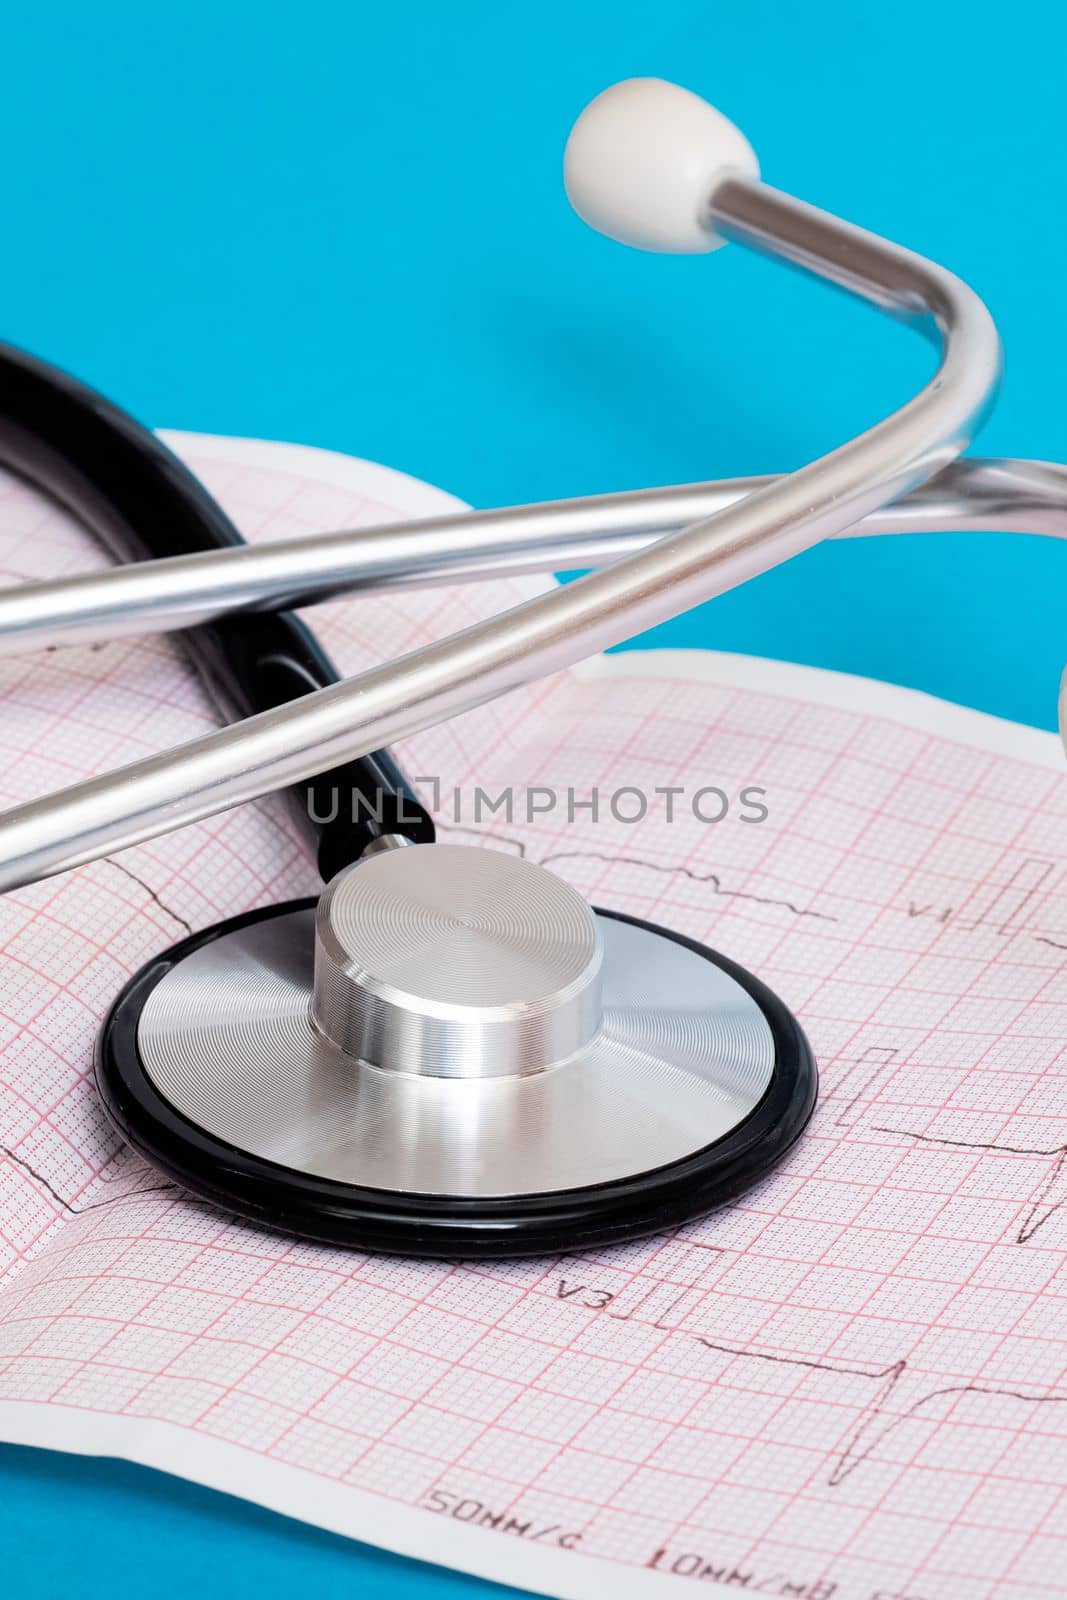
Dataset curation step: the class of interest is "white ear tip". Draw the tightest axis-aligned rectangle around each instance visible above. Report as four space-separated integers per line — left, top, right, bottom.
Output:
564 78 759 254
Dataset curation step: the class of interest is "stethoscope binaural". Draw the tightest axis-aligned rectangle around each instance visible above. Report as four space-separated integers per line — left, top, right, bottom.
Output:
0 78 1058 1257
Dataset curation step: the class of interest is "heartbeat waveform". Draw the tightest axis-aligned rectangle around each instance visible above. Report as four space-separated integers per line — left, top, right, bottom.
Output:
437 826 838 922
0 1140 174 1217
696 1338 1067 1485
875 1124 1067 1244
106 859 193 934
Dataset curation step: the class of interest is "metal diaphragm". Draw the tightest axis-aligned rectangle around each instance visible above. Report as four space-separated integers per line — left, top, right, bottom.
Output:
96 844 816 1254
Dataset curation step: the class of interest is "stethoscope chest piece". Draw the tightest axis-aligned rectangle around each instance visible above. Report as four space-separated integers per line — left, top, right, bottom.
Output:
96 844 816 1256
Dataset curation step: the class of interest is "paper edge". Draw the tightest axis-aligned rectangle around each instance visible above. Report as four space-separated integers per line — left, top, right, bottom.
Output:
158 429 473 520
576 648 1064 770
0 1401 722 1600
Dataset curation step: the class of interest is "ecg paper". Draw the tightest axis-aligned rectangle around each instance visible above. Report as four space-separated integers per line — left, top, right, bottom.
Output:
0 434 1065 1600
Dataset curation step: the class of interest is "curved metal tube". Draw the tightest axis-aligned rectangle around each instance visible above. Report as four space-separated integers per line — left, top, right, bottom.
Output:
0 176 1001 889
0 456 1063 656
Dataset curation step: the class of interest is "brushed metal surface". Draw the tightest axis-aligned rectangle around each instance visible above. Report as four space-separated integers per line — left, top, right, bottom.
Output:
136 904 776 1198
313 846 604 1079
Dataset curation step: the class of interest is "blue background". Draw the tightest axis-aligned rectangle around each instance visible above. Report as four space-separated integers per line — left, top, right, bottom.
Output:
1 1 1062 1595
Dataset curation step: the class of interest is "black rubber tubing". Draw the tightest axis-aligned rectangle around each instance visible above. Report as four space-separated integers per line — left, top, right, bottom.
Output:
0 341 434 880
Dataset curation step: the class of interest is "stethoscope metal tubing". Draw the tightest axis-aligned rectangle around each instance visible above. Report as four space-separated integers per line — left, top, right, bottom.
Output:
0 455 1063 656
0 174 1001 892
0 341 433 879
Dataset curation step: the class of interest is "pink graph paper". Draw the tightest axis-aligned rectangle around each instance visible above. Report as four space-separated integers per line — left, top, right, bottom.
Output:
0 434 1064 1600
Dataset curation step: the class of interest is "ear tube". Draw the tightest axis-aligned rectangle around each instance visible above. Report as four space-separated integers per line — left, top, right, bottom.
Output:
0 80 1002 891
564 77 760 253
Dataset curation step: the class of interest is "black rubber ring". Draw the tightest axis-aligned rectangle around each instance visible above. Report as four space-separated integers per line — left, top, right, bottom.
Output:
96 900 817 1258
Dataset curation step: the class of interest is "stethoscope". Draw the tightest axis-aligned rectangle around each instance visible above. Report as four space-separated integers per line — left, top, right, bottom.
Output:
0 77 1060 1257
